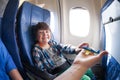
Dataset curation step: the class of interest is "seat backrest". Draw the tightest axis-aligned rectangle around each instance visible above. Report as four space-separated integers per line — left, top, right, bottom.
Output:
17 1 50 66
101 0 120 80
100 0 114 70
1 0 25 76
0 18 1 37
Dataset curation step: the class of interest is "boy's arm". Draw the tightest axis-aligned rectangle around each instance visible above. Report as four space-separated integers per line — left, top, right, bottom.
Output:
9 69 23 80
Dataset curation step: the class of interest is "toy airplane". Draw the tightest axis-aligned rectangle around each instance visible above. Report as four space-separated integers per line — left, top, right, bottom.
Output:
82 46 100 55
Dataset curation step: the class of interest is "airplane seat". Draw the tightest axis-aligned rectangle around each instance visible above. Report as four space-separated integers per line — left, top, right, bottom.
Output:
0 18 1 37
16 1 52 79
100 0 114 78
101 0 120 80
1 0 28 79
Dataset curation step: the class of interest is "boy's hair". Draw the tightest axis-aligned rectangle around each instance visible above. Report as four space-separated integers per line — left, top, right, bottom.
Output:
35 22 51 31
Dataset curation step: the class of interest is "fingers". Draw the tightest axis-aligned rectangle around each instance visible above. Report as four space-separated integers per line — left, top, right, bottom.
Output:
80 49 94 56
74 49 108 68
79 43 89 48
80 49 108 60
98 51 108 58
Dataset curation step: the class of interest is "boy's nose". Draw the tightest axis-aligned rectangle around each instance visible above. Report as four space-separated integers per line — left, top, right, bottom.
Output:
43 32 47 35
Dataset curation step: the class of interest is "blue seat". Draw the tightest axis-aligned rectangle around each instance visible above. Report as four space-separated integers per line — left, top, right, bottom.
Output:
101 0 120 80
0 18 1 37
17 1 53 79
17 1 50 66
1 0 27 79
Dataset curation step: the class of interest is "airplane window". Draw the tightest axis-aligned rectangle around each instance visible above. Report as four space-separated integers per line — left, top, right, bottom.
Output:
69 7 90 37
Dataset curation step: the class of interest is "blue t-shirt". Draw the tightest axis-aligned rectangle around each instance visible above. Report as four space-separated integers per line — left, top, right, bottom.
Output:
0 39 17 80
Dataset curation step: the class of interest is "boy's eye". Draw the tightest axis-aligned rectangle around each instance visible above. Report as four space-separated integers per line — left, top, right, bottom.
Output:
40 31 43 33
46 30 49 33
39 31 43 34
38 30 50 34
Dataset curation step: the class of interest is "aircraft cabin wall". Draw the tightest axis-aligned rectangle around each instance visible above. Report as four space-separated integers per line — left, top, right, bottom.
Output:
60 0 106 50
59 0 101 49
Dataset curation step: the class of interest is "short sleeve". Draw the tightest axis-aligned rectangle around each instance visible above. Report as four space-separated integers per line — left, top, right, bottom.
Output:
5 53 17 73
1 40 17 73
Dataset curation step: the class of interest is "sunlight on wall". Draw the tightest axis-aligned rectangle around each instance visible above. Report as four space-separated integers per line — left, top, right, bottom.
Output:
19 0 27 7
50 12 55 33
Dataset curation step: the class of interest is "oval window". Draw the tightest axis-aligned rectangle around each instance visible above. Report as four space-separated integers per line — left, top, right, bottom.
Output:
69 7 90 37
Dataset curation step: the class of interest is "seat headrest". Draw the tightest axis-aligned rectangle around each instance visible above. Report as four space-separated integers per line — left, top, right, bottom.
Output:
17 1 50 66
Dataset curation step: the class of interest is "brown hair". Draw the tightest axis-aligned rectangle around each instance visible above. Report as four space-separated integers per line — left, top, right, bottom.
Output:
33 22 51 40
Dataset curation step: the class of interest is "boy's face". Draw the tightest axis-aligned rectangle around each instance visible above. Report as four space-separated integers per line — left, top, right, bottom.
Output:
37 29 51 44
